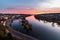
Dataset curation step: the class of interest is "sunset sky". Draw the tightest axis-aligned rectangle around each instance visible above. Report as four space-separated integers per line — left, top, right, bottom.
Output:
0 0 60 14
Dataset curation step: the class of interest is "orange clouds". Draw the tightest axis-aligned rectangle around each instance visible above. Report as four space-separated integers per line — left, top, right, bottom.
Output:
0 8 60 14
36 8 60 14
0 8 38 14
17 8 38 14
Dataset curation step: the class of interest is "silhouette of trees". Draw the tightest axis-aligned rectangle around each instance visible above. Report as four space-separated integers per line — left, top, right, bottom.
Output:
0 22 14 40
21 17 32 32
34 14 60 26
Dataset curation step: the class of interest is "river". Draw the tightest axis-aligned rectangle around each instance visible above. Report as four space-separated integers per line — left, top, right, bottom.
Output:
11 16 60 40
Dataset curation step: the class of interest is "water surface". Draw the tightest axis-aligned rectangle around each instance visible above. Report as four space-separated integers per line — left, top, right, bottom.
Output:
11 16 60 40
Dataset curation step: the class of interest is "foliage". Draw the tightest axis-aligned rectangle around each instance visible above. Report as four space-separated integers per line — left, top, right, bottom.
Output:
0 23 13 40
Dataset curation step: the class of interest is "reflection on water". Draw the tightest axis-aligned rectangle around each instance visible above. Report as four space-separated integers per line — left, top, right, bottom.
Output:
11 16 60 40
34 14 60 26
38 19 60 27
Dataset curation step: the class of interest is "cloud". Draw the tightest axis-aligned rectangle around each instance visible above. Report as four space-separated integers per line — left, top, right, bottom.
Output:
0 0 60 9
38 0 60 9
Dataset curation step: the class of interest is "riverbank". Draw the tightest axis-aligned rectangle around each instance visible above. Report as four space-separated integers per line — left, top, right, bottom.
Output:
35 13 60 25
